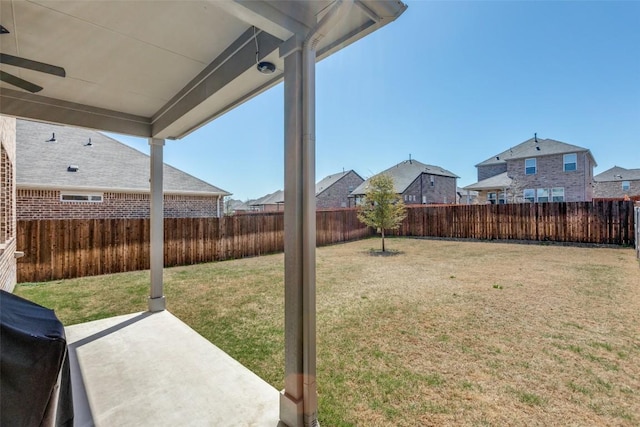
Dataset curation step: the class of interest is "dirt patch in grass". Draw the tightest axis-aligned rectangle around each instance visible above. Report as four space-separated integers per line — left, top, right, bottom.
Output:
16 237 640 426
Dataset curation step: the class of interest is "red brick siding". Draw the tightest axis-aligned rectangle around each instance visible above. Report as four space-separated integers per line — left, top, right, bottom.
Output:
478 164 507 181
0 116 17 292
17 190 221 220
593 179 640 199
316 171 364 210
506 152 594 202
402 173 457 204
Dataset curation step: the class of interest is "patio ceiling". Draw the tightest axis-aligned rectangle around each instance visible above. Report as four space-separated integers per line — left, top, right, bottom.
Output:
0 0 406 139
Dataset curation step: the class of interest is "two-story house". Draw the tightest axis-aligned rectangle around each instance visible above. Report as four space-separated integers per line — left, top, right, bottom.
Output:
315 170 364 209
593 166 640 200
464 136 597 203
350 159 458 205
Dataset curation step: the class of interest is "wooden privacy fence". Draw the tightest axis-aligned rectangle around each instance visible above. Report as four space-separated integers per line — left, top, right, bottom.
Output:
393 201 636 245
16 201 635 282
17 209 372 283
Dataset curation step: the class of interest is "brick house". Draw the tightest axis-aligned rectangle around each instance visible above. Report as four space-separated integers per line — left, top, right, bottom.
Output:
464 136 597 204
249 190 284 212
593 166 640 200
16 120 230 220
247 170 364 212
350 159 458 205
0 116 17 292
315 170 364 209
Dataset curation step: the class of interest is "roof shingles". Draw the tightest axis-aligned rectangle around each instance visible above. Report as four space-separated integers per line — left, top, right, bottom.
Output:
16 120 229 196
351 159 458 195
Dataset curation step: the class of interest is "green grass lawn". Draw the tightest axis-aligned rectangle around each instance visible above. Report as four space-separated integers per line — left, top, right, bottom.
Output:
16 237 640 426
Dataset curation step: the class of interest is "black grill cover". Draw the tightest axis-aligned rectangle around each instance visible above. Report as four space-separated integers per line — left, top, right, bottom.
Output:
1 290 73 427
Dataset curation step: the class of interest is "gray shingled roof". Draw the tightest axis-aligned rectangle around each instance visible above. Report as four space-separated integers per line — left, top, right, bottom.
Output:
250 190 284 206
16 120 230 196
594 166 640 182
476 137 597 167
463 172 512 191
350 159 458 195
315 170 362 196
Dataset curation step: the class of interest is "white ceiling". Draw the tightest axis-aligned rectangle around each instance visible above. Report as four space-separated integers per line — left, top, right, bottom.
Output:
0 0 406 139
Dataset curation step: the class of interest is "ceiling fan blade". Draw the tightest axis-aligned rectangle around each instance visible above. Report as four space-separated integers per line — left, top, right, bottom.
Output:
0 53 66 77
0 70 43 93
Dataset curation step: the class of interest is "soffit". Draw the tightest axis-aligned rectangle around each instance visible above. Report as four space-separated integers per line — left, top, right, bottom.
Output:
0 0 406 139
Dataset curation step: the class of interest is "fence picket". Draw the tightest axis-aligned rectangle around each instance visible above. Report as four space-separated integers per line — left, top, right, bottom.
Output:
15 202 636 282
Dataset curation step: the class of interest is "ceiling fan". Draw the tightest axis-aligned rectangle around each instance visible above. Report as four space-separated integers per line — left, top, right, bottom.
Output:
0 24 66 93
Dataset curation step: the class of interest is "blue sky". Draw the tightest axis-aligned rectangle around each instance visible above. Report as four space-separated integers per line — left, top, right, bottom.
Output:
110 1 640 201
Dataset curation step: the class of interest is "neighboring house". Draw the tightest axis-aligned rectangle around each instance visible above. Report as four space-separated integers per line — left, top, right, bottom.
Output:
457 187 479 205
1 116 17 292
350 159 458 205
249 190 284 212
16 120 230 219
464 136 597 204
593 166 640 199
247 170 364 212
315 170 364 209
225 198 252 215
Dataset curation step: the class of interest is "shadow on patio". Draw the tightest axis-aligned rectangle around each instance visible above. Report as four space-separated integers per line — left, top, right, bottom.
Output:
66 311 280 427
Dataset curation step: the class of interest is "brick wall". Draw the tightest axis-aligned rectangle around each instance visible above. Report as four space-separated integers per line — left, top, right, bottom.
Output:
507 152 594 202
17 190 222 220
478 163 507 181
402 173 457 204
0 116 17 292
316 171 364 209
593 179 640 199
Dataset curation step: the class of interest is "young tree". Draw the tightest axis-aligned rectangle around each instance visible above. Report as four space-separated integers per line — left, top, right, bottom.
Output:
357 173 407 252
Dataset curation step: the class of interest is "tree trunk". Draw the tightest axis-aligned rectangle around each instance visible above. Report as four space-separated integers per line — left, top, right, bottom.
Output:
381 229 385 252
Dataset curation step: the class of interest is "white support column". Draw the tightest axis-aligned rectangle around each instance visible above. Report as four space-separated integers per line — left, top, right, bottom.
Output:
280 37 318 426
279 3 352 425
148 138 166 312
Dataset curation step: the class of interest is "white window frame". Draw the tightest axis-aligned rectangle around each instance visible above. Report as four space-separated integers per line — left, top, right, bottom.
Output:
60 192 104 202
525 158 536 175
487 192 497 204
551 187 564 202
622 181 630 191
523 189 535 203
537 188 549 203
563 153 577 172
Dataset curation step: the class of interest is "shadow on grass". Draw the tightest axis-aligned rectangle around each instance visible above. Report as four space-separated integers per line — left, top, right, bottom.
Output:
367 249 403 257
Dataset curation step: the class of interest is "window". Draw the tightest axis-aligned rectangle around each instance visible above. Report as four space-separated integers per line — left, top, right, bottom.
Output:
551 187 564 202
430 176 435 187
523 189 535 203
61 193 103 202
537 188 549 202
498 192 507 204
563 153 577 172
525 158 536 175
622 181 630 191
487 192 497 204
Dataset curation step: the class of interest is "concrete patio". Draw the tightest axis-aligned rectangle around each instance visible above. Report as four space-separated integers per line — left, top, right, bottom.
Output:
65 311 280 427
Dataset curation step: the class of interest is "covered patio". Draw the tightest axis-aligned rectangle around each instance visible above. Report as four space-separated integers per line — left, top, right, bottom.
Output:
0 1 406 425
66 311 280 426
